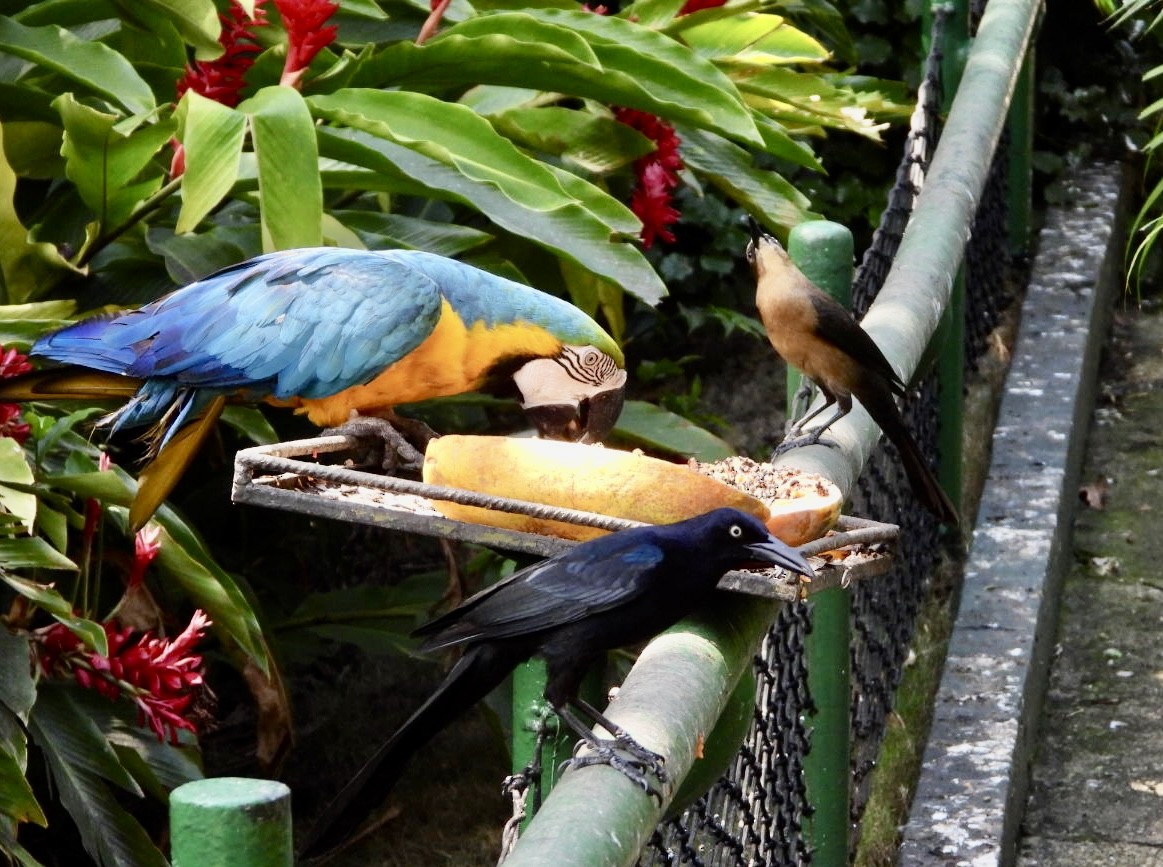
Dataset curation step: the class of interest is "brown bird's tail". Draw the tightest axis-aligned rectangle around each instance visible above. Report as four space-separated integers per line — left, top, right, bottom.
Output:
858 383 959 527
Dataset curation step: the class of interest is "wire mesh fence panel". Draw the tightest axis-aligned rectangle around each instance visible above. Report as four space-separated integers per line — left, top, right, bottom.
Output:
637 7 1019 861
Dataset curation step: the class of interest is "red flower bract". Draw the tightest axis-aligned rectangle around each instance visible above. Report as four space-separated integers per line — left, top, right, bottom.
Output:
614 108 684 248
276 0 340 86
176 1 269 108
0 346 32 444
36 611 212 744
678 0 727 15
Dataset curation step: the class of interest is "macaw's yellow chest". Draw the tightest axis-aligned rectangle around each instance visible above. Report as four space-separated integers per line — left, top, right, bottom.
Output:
285 300 564 427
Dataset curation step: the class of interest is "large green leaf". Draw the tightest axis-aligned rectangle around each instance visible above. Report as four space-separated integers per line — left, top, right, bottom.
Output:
68 687 202 802
219 406 279 446
529 9 762 143
676 123 812 228
489 106 655 173
175 92 247 234
37 466 273 672
0 124 76 305
128 0 221 60
54 94 174 232
731 65 891 139
611 399 736 461
240 86 323 251
0 438 35 533
679 13 829 63
0 572 107 657
0 17 155 115
0 629 35 724
29 683 168 867
312 89 581 217
0 540 78 574
358 10 761 146
313 107 667 303
0 747 45 828
335 211 494 256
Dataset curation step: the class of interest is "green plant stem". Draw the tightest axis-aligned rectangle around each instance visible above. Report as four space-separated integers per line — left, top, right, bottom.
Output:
77 177 184 269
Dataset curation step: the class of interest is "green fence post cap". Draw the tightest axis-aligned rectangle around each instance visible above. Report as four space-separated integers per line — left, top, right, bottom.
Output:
171 777 293 867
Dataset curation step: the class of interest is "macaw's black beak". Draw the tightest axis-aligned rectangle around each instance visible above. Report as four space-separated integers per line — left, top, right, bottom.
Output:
523 385 625 444
742 538 815 579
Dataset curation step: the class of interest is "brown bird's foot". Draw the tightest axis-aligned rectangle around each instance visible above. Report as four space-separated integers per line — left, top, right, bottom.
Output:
323 415 426 472
770 428 832 459
789 379 816 426
564 742 666 802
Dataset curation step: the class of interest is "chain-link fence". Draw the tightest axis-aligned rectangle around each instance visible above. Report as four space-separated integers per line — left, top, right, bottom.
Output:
639 8 1017 862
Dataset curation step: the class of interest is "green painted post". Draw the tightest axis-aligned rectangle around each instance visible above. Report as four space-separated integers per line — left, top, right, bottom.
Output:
1007 49 1035 254
170 778 292 867
511 659 573 804
926 0 971 528
787 220 853 867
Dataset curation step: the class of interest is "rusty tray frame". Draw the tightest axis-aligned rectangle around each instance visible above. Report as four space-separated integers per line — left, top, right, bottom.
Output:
231 435 898 601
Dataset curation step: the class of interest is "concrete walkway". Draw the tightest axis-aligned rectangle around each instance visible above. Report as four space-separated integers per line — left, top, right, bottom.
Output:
1016 260 1163 864
900 163 1138 865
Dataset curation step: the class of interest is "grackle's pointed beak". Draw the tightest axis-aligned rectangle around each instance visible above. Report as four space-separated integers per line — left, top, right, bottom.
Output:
742 538 815 579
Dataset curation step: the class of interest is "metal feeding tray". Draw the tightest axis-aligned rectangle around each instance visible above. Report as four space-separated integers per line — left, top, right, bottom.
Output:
231 435 898 601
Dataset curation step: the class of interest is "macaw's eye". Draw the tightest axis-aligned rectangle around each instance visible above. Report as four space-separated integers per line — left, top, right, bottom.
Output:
729 524 743 539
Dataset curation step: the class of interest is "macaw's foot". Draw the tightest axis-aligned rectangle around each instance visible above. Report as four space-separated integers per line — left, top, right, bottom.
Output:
564 740 666 802
323 415 426 472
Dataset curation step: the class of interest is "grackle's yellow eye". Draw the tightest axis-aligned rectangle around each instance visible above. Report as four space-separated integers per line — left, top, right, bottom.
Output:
728 524 743 538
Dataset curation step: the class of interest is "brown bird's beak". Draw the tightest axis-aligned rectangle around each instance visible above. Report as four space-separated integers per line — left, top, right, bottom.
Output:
522 383 625 444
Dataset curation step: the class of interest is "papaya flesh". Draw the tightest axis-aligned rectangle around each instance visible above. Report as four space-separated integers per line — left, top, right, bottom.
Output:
422 436 841 546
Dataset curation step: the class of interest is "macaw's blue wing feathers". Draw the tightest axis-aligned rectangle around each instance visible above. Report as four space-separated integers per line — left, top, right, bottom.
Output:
36 249 445 402
18 247 626 530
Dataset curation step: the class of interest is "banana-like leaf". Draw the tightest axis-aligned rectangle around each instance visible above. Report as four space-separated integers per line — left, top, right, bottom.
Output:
611 399 736 461
0 438 35 533
0 571 108 658
314 119 668 304
0 125 77 305
676 123 812 228
71 687 203 802
335 211 494 256
0 17 155 115
54 95 174 233
680 12 829 63
125 0 222 60
29 683 168 867
46 467 272 673
175 92 247 234
357 10 762 146
0 746 45 828
489 106 656 173
240 86 323 251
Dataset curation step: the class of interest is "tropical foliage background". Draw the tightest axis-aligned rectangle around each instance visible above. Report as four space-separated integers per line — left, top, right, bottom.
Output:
0 0 905 862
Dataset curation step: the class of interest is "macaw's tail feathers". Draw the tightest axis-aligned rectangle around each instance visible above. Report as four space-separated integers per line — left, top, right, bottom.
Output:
0 368 142 402
129 396 226 532
299 643 525 861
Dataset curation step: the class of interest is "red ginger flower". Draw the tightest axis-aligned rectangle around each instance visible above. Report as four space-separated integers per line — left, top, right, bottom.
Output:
276 0 340 86
36 611 212 744
0 346 31 444
176 1 269 108
614 108 685 248
678 0 727 14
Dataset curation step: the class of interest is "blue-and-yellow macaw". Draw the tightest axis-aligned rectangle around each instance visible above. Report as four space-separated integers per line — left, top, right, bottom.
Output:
3 248 627 529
